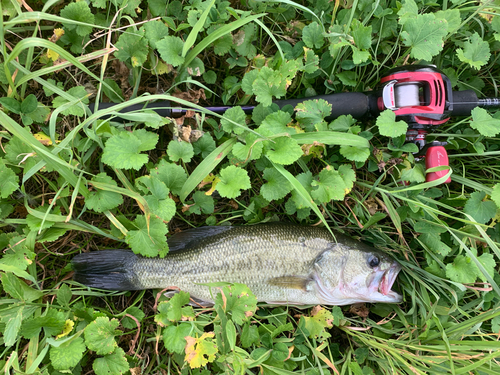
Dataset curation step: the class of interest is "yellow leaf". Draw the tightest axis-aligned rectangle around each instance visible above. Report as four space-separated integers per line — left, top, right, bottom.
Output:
287 124 304 134
34 132 53 146
56 319 74 339
205 176 220 196
153 60 173 75
49 28 65 42
131 56 141 68
54 28 65 38
201 174 217 184
184 332 218 368
47 49 59 61
302 306 334 341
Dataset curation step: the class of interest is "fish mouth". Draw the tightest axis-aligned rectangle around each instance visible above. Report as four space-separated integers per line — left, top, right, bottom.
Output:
377 262 402 302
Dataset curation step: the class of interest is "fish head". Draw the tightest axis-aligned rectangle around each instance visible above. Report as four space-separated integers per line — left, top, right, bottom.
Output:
313 246 402 305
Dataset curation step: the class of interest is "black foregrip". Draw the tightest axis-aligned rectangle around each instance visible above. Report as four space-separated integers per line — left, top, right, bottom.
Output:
274 92 371 121
451 90 479 116
89 101 172 121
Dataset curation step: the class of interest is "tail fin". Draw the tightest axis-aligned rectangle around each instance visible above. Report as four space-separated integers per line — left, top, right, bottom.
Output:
72 250 140 290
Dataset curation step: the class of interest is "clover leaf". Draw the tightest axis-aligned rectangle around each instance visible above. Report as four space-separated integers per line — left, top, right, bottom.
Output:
301 306 336 341
302 21 324 49
445 255 481 284
220 106 247 135
184 332 218 368
115 29 149 67
49 337 86 370
0 159 19 199
102 129 158 170
187 191 214 215
491 184 500 209
152 160 188 196
470 107 500 137
401 14 447 60
295 99 332 132
157 36 185 67
311 166 347 203
456 32 491 70
141 20 169 49
60 1 94 36
376 110 408 138
167 140 194 163
93 347 130 375
162 324 193 354
252 67 287 107
126 215 169 257
84 317 121 355
464 191 496 224
214 283 257 325
260 167 292 201
52 86 89 117
216 165 250 199
266 137 303 165
86 173 124 213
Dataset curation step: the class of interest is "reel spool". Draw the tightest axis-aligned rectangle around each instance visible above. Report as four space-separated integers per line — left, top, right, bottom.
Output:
381 81 421 110
378 65 453 127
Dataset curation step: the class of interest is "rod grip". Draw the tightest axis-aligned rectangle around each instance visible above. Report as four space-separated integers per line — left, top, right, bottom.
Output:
274 92 371 121
451 90 479 116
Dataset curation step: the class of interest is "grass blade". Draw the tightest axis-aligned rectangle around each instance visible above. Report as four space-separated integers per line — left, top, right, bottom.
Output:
291 131 369 148
179 137 237 202
182 0 216 57
183 13 265 69
269 160 335 238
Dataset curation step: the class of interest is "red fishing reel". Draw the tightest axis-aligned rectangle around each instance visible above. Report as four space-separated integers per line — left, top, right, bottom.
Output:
378 65 453 183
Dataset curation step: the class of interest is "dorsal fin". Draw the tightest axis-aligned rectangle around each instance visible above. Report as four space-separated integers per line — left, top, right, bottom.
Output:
167 226 233 252
267 276 311 291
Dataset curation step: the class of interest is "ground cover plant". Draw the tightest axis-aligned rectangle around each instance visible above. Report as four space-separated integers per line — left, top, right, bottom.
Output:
1 0 500 373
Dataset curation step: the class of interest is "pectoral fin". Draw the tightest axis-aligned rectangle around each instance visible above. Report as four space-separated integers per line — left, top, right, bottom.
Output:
267 276 311 291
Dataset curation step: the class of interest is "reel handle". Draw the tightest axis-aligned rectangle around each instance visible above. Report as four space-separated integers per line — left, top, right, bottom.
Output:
425 145 451 183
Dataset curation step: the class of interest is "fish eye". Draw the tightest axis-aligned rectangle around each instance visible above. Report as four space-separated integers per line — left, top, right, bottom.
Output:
368 255 380 268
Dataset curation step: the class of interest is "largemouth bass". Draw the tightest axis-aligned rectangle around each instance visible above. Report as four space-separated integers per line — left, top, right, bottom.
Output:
72 223 402 306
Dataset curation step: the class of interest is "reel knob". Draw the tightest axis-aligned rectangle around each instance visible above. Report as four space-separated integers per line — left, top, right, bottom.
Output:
425 145 451 183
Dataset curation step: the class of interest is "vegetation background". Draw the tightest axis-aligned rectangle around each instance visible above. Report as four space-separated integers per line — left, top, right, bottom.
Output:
1 0 500 373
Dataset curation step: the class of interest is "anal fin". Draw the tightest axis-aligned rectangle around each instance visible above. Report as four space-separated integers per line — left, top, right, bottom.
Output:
163 290 214 307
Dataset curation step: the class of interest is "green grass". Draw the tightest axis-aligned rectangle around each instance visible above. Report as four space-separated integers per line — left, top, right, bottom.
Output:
1 0 500 374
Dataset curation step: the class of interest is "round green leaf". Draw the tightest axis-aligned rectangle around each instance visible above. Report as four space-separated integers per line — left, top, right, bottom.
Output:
167 140 194 163
216 166 251 199
84 317 120 355
157 36 185 67
50 337 86 370
20 94 38 114
92 347 129 375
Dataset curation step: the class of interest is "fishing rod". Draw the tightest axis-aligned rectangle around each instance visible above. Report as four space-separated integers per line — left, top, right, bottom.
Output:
90 65 500 183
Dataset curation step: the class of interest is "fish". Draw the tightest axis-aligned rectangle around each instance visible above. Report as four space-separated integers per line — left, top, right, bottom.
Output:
72 223 402 306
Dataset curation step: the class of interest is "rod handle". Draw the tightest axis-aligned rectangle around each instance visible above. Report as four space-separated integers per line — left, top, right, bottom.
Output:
274 92 372 121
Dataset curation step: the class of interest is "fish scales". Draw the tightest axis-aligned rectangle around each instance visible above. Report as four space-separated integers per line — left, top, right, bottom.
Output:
131 225 333 304
72 223 403 306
